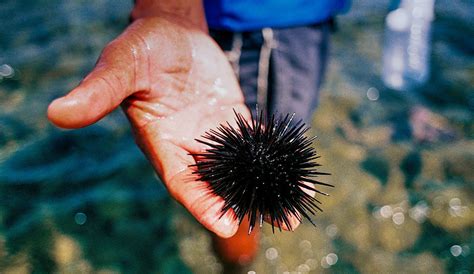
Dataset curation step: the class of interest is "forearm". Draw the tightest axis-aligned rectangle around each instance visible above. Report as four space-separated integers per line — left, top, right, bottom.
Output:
131 0 208 32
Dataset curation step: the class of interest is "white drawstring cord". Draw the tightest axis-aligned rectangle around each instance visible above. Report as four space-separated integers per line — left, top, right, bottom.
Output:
225 32 243 78
257 28 277 113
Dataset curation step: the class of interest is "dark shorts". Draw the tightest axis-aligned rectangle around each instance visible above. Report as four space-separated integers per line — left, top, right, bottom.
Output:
210 21 331 124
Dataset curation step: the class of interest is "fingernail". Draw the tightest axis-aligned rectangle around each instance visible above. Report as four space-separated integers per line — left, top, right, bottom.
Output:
214 212 238 238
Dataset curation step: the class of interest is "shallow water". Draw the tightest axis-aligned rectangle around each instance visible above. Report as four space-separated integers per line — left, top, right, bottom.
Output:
1 0 473 273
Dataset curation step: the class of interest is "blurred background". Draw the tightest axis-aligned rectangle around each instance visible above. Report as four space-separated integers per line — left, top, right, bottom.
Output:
0 0 472 273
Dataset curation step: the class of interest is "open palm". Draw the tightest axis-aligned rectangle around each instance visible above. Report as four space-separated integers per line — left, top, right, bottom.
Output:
48 16 299 237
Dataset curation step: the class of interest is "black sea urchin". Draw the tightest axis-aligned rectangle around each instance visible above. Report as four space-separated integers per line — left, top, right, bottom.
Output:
191 110 331 233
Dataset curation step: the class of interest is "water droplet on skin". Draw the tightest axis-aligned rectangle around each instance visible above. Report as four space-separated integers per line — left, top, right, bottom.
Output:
159 133 173 140
177 166 187 174
213 78 222 86
208 98 217 105
140 113 156 123
212 78 227 96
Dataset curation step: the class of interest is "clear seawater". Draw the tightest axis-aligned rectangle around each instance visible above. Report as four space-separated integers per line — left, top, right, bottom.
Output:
0 0 472 273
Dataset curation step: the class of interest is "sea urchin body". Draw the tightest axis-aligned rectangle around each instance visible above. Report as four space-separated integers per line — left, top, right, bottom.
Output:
191 110 331 233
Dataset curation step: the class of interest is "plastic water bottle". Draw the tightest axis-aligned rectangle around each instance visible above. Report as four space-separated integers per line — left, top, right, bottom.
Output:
382 0 435 91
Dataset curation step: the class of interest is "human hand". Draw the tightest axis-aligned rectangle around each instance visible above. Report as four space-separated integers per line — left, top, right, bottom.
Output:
48 15 302 238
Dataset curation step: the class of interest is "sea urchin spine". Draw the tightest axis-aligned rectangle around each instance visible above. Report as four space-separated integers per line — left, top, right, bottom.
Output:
191 110 332 233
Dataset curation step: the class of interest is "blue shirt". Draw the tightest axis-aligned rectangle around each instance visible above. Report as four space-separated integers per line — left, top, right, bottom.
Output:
204 0 350 31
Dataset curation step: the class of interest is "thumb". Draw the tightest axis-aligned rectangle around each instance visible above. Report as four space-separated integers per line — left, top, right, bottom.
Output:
48 40 140 129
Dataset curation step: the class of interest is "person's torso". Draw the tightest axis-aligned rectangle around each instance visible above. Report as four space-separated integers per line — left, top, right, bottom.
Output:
204 0 351 31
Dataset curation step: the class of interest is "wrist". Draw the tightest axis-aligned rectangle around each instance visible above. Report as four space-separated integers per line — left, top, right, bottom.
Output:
131 0 208 32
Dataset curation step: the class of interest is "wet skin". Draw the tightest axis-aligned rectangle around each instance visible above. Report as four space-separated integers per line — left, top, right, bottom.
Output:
47 15 302 238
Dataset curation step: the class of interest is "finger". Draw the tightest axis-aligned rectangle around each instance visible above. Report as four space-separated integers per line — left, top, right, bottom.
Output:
265 212 301 231
169 170 240 238
139 135 239 238
47 39 141 129
263 180 318 231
